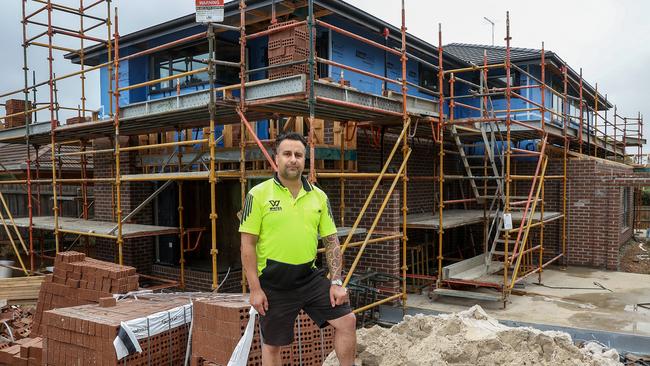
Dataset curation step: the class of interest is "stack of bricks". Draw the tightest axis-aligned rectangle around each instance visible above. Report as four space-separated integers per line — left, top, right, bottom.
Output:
41 296 191 365
0 337 43 365
32 251 139 336
65 116 91 125
267 20 315 80
3 99 32 129
191 294 335 366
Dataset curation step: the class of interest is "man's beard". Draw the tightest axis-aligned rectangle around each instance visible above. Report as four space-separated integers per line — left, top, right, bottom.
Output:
280 166 302 180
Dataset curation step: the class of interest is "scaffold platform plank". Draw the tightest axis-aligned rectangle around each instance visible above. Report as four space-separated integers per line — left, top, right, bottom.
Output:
334 226 366 237
12 216 178 238
503 211 562 223
405 210 561 231
120 171 210 181
0 75 440 145
406 210 486 230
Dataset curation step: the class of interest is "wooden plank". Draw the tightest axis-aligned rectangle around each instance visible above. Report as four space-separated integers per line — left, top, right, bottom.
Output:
312 118 324 144
283 116 296 132
247 121 258 143
333 121 343 148
149 132 159 154
223 125 233 147
295 117 304 135
0 276 45 301
333 121 357 149
269 118 277 139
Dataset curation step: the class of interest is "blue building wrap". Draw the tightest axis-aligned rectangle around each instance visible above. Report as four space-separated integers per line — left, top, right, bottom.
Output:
323 14 434 101
95 13 593 158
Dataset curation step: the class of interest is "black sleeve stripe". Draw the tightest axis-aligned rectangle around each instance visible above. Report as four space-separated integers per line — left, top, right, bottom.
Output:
325 198 334 221
241 193 254 224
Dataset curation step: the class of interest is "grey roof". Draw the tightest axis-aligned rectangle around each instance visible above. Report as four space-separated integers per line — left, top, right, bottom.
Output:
443 43 556 66
65 0 467 69
0 143 92 172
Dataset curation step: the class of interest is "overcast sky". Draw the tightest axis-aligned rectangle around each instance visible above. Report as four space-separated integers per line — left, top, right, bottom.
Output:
1 0 648 153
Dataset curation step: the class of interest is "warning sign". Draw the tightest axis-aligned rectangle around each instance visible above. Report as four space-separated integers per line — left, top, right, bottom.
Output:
196 0 225 23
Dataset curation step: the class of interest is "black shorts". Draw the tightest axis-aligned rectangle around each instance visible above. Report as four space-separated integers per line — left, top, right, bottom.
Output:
259 274 352 346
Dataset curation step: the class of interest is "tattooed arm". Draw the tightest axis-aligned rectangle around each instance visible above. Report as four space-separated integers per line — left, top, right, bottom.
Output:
323 233 349 306
323 233 343 281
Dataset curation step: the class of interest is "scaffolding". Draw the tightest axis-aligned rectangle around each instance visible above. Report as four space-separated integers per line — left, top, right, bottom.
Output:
0 1 644 313
0 0 414 313
0 0 115 275
429 12 644 304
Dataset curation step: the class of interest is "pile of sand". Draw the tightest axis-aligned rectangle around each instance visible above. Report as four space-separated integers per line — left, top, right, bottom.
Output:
324 305 621 366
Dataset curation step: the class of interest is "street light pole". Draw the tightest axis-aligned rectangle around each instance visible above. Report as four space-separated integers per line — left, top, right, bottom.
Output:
483 17 495 46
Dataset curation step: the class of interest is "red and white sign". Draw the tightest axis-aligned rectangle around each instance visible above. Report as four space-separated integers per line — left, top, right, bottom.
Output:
196 0 225 23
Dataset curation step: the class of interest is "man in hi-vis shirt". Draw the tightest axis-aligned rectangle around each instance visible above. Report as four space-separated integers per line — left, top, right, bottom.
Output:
239 132 356 366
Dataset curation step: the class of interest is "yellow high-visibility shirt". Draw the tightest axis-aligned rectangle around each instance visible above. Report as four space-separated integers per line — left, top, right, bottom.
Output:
239 174 337 289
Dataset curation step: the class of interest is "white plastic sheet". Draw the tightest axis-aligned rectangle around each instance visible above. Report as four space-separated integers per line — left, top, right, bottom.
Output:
113 303 193 360
227 306 259 366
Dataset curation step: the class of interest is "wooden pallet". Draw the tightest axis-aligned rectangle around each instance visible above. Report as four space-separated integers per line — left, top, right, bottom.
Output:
0 276 45 304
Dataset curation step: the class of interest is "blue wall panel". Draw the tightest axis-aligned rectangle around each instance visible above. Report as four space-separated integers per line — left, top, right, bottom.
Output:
128 51 148 104
117 59 129 107
99 66 110 118
323 14 433 101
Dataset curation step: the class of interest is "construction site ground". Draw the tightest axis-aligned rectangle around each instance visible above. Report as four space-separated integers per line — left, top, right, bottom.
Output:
406 266 650 338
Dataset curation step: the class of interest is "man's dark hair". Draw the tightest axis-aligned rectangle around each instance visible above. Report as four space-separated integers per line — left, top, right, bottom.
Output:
275 132 307 152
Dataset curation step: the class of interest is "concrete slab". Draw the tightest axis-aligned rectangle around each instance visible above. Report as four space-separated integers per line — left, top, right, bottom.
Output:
407 266 650 337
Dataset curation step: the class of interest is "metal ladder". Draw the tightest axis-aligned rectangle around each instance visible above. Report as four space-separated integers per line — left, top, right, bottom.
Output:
449 124 480 200
487 136 548 275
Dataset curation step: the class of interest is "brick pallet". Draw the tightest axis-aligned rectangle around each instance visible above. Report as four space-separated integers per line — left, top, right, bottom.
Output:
191 294 335 366
0 337 42 366
32 251 139 336
65 116 91 125
41 296 191 366
267 20 315 80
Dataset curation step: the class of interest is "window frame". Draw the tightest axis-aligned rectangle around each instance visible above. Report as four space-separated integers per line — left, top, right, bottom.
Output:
149 38 240 94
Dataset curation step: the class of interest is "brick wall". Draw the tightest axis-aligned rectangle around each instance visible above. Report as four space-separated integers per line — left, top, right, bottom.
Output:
449 149 639 272
513 157 634 270
151 264 243 293
93 137 155 273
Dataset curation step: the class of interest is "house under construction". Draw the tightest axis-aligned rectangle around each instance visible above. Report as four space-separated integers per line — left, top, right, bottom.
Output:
0 0 647 314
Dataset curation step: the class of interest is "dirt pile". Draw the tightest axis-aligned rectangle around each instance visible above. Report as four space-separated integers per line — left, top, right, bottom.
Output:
324 305 621 366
